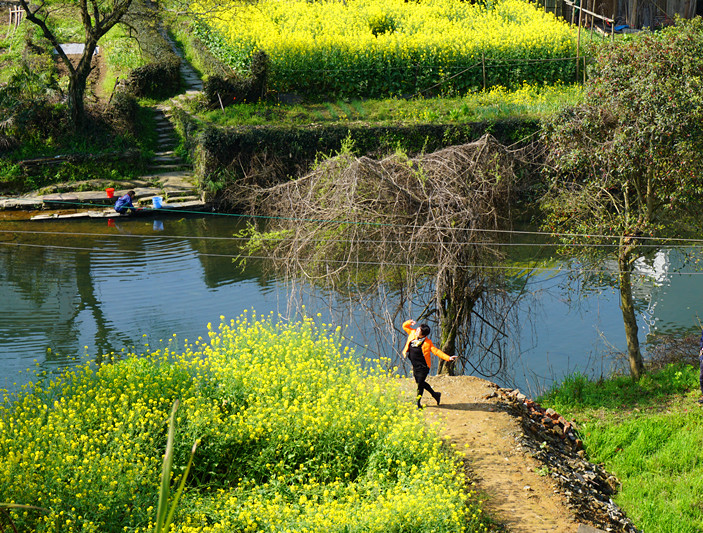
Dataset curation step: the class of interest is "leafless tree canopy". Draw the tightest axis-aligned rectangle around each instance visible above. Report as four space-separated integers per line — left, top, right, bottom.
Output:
238 134 528 377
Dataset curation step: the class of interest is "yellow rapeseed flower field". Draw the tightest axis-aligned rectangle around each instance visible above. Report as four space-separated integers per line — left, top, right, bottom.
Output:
0 311 490 532
193 0 577 97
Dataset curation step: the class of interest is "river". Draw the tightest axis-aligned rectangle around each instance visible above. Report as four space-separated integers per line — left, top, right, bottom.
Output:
1 213 702 396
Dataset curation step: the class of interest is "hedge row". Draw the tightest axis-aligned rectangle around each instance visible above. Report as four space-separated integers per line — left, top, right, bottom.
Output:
170 107 539 206
116 0 182 99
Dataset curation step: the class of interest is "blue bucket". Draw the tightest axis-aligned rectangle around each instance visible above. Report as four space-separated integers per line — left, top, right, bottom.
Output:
152 196 163 209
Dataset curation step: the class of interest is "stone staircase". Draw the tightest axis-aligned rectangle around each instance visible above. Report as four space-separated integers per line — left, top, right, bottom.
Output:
138 31 206 209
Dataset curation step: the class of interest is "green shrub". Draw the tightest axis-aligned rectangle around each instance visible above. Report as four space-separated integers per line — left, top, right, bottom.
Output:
107 91 140 134
368 12 397 37
118 58 182 99
202 50 268 108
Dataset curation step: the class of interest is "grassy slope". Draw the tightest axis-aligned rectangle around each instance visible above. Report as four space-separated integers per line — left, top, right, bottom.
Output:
0 315 499 532
538 363 703 532
193 83 583 128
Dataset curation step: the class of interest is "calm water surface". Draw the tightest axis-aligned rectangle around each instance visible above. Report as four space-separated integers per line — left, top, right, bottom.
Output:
1 214 702 395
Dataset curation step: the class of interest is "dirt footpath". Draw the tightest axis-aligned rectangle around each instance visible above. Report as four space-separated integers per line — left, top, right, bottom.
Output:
399 375 636 533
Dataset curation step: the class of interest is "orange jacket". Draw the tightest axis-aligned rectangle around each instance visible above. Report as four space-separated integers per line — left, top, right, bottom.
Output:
402 319 451 368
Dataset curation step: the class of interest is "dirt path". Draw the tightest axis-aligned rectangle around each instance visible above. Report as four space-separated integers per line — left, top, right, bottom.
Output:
401 375 586 533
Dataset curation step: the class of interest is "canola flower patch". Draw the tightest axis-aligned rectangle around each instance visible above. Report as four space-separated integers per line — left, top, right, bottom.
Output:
0 312 488 532
195 0 577 98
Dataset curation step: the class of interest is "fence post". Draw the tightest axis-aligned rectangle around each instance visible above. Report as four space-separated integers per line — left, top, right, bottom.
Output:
571 0 576 25
576 0 583 82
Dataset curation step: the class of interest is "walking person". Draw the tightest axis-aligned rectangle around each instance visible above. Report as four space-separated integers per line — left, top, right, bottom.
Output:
402 319 457 409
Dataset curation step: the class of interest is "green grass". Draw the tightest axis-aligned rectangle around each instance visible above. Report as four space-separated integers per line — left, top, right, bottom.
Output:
101 24 151 97
196 82 583 127
0 313 497 532
538 363 703 532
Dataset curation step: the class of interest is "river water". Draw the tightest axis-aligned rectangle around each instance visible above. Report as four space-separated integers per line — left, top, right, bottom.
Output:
1 213 702 396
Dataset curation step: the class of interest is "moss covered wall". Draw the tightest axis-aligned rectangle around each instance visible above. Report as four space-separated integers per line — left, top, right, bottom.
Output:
171 109 539 200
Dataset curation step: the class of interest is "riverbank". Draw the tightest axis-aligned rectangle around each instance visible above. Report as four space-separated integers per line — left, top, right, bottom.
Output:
0 311 640 532
538 342 703 532
0 173 209 220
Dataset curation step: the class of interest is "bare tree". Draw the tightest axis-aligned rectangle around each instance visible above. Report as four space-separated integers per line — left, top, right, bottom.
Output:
237 135 532 377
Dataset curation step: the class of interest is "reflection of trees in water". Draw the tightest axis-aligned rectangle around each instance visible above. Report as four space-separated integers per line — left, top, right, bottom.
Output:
281 272 523 385
183 216 278 290
1 243 68 307
0 225 145 364
1 243 82 362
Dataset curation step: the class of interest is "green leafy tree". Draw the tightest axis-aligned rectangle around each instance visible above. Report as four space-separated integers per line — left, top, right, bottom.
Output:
541 18 703 379
17 0 136 130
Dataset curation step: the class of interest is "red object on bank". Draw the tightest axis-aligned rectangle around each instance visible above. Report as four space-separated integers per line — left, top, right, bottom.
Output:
106 188 115 198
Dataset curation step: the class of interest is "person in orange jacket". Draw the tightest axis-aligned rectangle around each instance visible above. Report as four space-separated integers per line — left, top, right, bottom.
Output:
402 319 457 408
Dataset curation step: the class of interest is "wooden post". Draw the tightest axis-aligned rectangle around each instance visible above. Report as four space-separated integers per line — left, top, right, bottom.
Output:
631 0 638 28
482 51 486 90
576 0 583 82
6 6 23 38
107 77 120 106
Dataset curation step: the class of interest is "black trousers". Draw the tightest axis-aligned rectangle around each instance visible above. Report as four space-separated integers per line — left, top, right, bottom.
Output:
413 366 436 402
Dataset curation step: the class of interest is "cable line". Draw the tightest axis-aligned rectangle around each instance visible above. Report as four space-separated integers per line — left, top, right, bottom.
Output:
4 199 703 246
3 228 703 250
2 240 703 276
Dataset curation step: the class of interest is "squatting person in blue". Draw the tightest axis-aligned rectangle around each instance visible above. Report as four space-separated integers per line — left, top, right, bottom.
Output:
114 190 137 214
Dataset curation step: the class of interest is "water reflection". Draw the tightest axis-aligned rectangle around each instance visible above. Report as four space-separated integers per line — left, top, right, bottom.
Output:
1 215 702 396
0 216 277 390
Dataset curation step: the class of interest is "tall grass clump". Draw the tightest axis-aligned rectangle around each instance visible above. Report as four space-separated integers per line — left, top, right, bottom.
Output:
0 312 489 532
193 0 577 98
539 363 703 532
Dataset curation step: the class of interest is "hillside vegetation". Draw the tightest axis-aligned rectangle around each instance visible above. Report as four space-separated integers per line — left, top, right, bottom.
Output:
540 361 703 532
0 314 494 532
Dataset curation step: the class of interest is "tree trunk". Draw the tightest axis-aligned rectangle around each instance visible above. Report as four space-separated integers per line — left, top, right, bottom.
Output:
68 40 98 131
437 320 457 376
436 271 458 376
68 73 87 131
618 240 645 380
437 297 457 375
